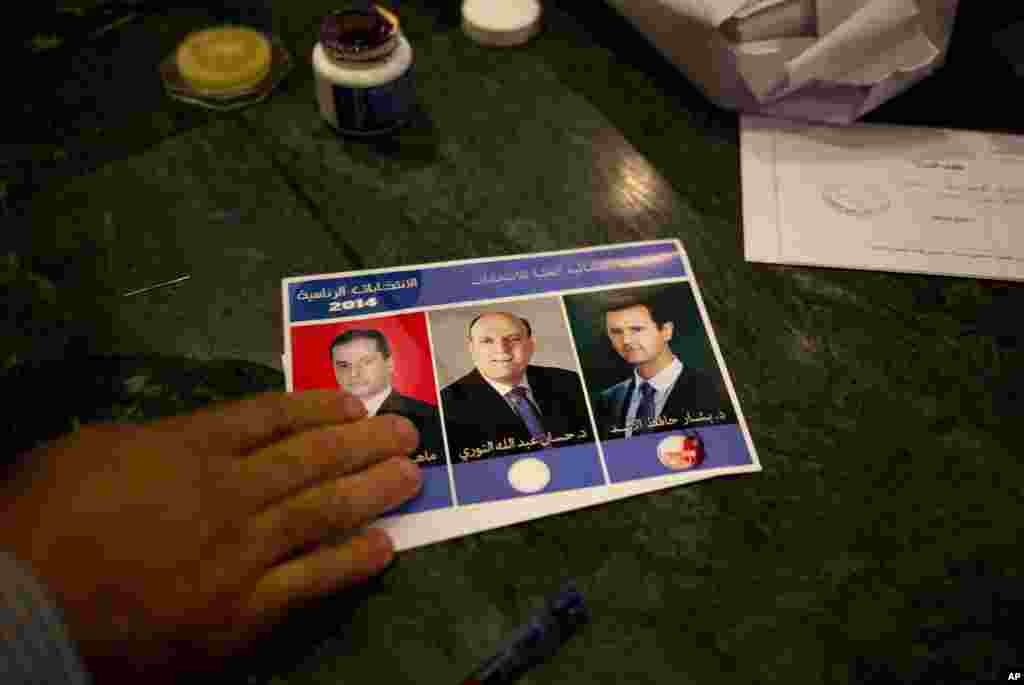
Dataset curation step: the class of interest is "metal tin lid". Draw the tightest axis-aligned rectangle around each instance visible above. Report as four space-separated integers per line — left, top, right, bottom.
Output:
175 26 273 95
320 5 400 63
462 0 542 47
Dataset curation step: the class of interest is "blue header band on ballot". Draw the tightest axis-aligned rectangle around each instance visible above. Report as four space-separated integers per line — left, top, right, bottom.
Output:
288 243 686 323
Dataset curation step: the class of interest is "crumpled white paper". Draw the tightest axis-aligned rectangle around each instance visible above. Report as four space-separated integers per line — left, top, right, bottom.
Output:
605 0 959 124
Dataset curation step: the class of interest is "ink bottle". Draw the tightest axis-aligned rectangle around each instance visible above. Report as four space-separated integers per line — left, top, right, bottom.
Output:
312 4 415 135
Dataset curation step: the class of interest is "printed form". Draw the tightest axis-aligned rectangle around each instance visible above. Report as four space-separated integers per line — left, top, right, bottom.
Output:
742 115 1024 281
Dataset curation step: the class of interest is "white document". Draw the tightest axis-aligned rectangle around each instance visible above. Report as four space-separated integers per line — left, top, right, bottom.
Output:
742 115 1024 281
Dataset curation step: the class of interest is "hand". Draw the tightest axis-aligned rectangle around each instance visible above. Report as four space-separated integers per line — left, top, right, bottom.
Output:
0 390 422 682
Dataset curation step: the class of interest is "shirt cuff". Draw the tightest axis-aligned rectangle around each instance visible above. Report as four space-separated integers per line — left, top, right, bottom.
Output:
1 549 92 685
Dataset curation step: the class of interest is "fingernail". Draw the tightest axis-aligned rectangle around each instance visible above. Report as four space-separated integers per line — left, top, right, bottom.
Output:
392 416 420 453
365 527 396 569
396 457 422 491
354 528 395 579
341 393 367 416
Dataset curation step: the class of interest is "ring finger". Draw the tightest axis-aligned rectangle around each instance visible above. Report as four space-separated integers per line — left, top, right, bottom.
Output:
241 456 421 568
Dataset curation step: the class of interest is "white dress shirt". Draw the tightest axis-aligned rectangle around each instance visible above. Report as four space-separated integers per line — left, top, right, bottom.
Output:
360 385 393 417
624 357 683 437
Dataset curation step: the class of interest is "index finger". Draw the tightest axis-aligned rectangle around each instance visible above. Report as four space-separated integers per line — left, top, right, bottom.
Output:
167 390 368 455
232 413 420 512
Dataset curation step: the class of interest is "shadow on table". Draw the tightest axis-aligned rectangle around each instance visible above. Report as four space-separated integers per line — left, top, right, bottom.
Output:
537 0 740 227
224 573 393 684
0 355 284 465
327 102 443 171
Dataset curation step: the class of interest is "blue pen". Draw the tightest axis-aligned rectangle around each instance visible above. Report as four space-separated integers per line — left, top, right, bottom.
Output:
460 583 590 685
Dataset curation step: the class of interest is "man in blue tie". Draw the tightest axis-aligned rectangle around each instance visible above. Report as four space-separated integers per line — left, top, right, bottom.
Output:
595 294 732 440
440 312 592 461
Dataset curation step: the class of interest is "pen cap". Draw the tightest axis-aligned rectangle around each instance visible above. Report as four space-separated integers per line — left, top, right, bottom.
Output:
547 583 590 638
469 582 590 684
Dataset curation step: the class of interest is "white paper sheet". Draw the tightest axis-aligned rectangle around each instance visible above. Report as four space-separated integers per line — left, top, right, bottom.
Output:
784 0 936 92
742 115 1024 281
723 0 816 42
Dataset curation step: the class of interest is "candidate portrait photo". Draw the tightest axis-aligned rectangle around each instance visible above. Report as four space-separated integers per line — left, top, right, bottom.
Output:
430 300 594 462
563 282 736 442
428 298 604 504
288 312 451 513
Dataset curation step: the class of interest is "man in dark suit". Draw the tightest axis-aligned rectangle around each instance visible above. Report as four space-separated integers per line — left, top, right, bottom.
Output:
440 312 592 461
330 329 444 465
595 294 733 440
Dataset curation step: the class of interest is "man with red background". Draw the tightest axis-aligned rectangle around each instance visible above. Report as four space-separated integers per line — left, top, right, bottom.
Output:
330 329 444 464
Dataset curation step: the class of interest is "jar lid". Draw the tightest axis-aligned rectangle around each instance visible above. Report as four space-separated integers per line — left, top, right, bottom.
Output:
320 5 400 62
462 0 542 47
175 26 273 95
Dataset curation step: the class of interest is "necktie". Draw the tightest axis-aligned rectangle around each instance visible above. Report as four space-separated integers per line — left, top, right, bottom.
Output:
506 387 548 441
636 382 657 430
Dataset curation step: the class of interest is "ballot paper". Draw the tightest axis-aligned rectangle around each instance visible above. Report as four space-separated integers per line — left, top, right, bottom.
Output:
281 241 760 550
741 116 1024 281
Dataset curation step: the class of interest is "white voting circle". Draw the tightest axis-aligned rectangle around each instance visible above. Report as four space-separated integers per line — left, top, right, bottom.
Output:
462 0 542 47
507 457 551 493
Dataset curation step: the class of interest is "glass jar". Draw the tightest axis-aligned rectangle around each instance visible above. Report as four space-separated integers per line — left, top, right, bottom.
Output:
312 5 416 136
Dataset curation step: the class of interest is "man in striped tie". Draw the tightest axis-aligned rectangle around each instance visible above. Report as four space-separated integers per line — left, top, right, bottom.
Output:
440 311 592 460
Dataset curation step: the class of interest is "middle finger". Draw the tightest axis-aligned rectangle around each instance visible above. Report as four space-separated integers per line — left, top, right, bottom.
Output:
233 414 419 512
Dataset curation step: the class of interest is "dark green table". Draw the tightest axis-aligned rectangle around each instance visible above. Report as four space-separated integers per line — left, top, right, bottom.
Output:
3 3 1022 683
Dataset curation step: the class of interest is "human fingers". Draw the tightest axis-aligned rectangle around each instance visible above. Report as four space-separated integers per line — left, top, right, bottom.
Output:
242 456 420 569
232 414 419 512
165 390 368 455
240 528 395 624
